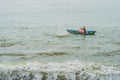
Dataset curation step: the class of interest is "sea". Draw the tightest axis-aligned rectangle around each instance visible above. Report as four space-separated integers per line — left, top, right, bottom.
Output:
0 0 120 80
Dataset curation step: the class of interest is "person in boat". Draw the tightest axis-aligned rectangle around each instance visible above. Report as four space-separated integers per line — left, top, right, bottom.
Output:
78 26 86 34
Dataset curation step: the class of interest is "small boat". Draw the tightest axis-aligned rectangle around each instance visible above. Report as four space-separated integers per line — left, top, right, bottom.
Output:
66 29 96 35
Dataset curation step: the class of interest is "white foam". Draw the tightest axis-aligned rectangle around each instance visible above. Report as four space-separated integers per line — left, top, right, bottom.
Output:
0 60 120 80
0 60 119 73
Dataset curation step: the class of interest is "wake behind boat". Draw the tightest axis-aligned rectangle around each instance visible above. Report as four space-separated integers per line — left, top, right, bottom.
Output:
66 29 96 35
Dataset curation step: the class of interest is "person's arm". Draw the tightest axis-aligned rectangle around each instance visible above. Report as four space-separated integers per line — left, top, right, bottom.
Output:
84 27 86 33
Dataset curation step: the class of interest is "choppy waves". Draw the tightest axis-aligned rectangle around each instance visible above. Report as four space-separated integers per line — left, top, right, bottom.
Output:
0 25 120 79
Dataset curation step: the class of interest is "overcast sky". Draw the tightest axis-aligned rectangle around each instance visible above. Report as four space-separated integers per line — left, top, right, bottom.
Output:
0 0 120 26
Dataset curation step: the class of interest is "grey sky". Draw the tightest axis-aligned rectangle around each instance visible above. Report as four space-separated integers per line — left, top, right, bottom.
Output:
0 0 120 26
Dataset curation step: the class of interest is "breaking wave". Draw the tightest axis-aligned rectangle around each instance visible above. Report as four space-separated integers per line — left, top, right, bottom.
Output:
0 61 120 80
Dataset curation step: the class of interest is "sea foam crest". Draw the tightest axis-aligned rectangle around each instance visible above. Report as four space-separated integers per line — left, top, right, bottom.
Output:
0 60 120 80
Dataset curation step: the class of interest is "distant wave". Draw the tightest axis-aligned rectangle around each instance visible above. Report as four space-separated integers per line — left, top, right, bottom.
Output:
0 41 21 47
0 43 16 47
35 51 71 56
0 51 71 57
12 26 35 29
113 42 120 45
92 49 120 56
0 53 26 56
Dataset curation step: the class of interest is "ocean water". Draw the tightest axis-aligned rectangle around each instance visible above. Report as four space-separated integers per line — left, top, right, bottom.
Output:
0 0 120 80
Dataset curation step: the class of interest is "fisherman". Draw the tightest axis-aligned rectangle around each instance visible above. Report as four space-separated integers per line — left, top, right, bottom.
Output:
78 26 86 34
